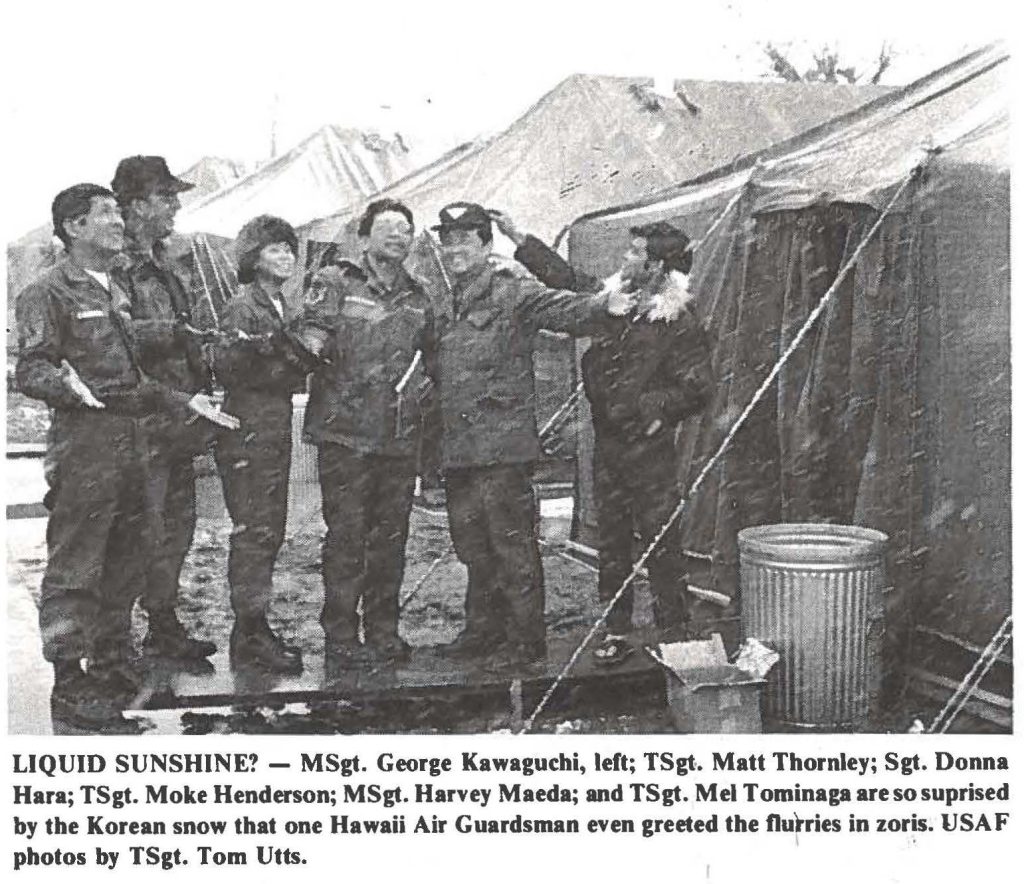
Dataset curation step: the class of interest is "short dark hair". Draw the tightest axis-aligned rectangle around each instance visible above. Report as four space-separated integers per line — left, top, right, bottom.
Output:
358 199 414 238
52 184 115 248
438 224 492 246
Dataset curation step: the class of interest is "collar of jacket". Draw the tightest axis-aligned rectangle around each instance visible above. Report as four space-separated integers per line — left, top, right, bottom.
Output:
58 257 131 310
246 281 292 324
362 252 416 304
116 236 164 284
451 263 495 318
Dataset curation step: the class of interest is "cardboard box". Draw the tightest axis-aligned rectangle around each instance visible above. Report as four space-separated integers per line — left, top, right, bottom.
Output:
650 635 776 734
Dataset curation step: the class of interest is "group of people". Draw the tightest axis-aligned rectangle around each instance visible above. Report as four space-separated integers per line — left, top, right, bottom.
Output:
16 155 712 733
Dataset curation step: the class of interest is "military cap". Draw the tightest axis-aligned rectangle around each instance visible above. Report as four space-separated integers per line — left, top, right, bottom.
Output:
111 156 194 203
630 220 693 273
432 201 494 233
235 215 298 284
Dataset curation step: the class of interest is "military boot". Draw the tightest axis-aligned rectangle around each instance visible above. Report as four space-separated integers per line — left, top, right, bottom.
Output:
145 610 217 660
230 618 302 675
50 659 142 734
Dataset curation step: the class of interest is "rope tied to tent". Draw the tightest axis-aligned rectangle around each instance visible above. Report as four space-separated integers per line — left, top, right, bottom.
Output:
927 615 1012 734
520 160 926 734
190 237 222 329
399 540 455 612
201 234 232 305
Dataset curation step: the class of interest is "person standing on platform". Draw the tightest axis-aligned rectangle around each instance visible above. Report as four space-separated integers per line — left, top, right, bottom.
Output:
431 203 636 667
16 184 217 731
439 208 587 660
299 199 436 666
213 215 314 673
582 222 712 666
111 156 217 665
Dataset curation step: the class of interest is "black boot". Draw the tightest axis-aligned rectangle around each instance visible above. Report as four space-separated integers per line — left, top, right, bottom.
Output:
50 659 142 734
145 611 216 660
372 635 412 664
231 618 302 675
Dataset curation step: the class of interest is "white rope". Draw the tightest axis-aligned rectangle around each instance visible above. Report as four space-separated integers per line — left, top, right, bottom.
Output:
217 245 240 296
539 382 584 438
521 166 922 733
399 541 455 612
688 173 752 252
928 615 1012 734
423 233 455 299
190 237 221 329
202 234 231 304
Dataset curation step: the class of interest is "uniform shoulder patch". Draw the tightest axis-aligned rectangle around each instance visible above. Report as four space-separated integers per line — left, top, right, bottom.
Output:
307 262 361 305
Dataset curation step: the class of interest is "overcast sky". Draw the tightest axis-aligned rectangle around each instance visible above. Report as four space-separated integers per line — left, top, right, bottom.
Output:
0 0 1007 242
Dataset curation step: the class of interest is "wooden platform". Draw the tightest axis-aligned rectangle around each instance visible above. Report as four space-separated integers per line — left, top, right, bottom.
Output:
129 629 668 732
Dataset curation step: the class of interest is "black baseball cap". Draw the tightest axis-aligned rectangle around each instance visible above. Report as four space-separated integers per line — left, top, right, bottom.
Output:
432 201 494 233
111 156 194 203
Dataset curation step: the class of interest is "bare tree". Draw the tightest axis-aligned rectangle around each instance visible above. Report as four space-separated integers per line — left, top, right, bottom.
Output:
870 43 893 84
764 43 893 84
764 43 802 82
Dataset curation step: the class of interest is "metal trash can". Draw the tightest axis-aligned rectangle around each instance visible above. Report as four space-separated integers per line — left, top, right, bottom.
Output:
738 523 887 731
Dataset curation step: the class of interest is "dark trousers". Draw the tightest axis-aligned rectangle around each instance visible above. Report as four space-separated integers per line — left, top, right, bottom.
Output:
39 411 146 664
445 463 545 647
140 446 197 624
318 443 416 644
215 418 291 624
594 428 689 636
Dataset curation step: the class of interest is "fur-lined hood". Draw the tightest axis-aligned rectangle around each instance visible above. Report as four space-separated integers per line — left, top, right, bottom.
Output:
602 269 696 322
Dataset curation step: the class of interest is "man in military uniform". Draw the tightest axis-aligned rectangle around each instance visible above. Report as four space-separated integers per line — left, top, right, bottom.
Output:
17 184 163 731
582 221 713 665
111 156 216 663
300 199 435 664
432 203 635 666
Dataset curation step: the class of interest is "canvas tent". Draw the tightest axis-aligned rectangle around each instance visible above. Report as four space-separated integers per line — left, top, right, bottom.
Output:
176 126 415 239
301 74 888 249
568 45 1010 720
178 156 248 202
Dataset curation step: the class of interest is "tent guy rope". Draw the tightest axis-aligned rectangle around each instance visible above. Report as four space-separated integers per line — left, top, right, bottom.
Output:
189 237 222 329
520 160 926 734
928 615 1012 734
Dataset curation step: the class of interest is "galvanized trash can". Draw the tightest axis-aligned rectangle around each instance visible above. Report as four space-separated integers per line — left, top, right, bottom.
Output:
738 523 887 731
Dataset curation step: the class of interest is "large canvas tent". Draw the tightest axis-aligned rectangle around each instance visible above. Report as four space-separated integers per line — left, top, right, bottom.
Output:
301 74 888 249
176 126 416 238
568 45 1010 721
